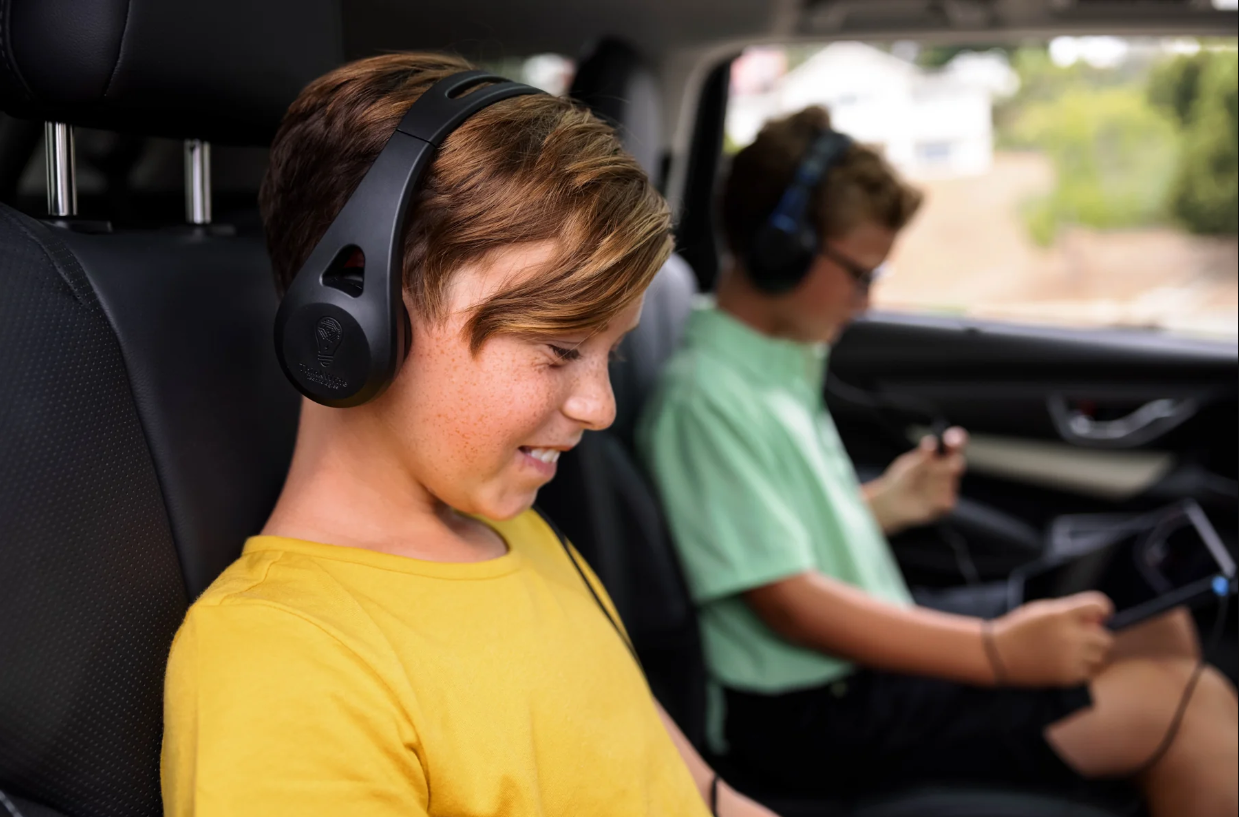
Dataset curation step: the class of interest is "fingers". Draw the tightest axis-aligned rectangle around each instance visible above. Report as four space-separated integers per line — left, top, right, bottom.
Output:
1086 626 1115 656
918 435 938 454
1081 629 1114 678
1066 591 1115 622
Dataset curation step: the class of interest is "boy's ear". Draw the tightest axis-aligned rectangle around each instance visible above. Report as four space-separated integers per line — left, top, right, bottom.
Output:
398 288 414 358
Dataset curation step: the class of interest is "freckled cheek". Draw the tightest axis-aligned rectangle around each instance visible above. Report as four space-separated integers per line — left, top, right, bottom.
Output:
432 368 562 472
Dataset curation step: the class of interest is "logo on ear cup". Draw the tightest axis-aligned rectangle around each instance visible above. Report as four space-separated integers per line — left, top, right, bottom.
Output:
314 316 343 368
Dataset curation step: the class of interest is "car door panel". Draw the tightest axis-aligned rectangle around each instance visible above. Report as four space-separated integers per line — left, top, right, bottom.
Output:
827 312 1238 586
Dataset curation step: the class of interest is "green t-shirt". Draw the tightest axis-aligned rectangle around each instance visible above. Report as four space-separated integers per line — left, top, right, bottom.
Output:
638 301 912 741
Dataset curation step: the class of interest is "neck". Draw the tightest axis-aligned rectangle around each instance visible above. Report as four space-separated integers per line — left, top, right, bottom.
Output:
715 263 803 341
261 400 492 561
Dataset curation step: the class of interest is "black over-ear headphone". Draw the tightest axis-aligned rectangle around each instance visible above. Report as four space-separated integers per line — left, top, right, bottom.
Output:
275 71 544 407
746 129 853 295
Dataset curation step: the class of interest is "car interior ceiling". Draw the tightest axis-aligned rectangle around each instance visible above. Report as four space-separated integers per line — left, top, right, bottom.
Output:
1 1 1235 817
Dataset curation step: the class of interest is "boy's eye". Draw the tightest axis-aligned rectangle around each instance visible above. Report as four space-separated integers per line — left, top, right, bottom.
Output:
547 344 581 363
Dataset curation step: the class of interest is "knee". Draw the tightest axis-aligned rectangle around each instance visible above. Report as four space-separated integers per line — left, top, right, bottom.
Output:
1093 659 1204 756
1116 658 1199 736
1127 662 1236 756
1049 658 1233 778
1190 665 1238 717
1160 607 1200 657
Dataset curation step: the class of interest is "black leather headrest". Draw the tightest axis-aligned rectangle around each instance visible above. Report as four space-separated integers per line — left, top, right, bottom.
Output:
570 38 662 179
0 0 343 146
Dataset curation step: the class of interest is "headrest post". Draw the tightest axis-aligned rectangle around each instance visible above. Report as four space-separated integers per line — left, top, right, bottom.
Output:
44 122 77 217
184 139 213 225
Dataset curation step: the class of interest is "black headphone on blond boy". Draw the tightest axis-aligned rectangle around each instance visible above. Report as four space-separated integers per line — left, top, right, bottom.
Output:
274 71 543 408
746 128 853 295
271 70 644 671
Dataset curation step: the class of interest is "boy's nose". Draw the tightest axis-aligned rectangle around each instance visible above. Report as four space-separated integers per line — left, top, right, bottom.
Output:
562 368 616 432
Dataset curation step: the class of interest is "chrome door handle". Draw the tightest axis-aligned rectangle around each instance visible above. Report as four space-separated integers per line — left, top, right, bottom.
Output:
1049 395 1199 449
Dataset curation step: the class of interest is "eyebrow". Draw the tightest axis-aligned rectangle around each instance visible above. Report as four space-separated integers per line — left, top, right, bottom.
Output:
543 317 639 353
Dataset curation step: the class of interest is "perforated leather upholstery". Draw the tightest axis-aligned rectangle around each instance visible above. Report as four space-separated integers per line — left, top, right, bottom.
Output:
0 206 299 817
0 2 337 813
0 208 190 817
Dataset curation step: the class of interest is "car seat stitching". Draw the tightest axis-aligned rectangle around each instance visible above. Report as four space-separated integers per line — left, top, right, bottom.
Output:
0 207 102 310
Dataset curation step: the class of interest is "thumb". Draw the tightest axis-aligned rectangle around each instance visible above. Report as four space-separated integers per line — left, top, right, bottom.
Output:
1065 591 1114 623
943 426 969 452
918 435 938 454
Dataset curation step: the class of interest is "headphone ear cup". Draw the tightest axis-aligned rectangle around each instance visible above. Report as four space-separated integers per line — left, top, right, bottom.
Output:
748 222 817 295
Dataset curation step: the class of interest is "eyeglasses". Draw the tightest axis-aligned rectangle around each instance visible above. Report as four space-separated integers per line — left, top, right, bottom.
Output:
818 244 887 292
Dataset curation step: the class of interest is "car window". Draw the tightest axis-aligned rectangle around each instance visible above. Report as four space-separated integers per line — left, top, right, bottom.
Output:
477 53 575 95
725 36 1238 341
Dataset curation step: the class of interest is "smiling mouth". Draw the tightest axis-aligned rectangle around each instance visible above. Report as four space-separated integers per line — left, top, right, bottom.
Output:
519 447 562 465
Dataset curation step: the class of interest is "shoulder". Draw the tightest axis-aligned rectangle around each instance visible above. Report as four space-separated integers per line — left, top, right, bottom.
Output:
192 546 345 617
639 353 773 467
647 348 764 427
174 547 375 667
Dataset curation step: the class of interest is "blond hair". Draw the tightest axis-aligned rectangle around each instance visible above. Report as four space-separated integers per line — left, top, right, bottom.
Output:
260 53 672 351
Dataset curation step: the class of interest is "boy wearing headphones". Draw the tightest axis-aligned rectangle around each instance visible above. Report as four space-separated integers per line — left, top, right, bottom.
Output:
639 107 1237 815
160 53 778 817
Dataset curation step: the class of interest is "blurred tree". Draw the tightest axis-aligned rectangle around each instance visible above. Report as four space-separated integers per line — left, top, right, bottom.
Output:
1000 41 1237 241
1009 86 1178 244
1168 54 1239 235
1148 52 1208 126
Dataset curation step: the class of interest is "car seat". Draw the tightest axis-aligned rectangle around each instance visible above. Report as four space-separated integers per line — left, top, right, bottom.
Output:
0 3 341 815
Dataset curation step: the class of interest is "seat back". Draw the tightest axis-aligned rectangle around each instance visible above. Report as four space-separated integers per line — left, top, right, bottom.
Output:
0 4 340 815
570 38 664 184
552 37 706 745
537 258 706 744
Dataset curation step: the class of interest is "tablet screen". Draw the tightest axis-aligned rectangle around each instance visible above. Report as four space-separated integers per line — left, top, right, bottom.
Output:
1022 503 1235 617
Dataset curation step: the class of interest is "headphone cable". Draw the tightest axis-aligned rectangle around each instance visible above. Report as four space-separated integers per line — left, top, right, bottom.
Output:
1129 589 1230 780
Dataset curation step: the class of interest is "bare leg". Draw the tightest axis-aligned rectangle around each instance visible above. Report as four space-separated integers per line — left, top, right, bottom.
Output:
1110 607 1199 663
1046 657 1238 817
1141 666 1239 817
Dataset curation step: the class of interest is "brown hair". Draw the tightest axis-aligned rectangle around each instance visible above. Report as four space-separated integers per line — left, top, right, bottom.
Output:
721 105 923 264
260 53 672 351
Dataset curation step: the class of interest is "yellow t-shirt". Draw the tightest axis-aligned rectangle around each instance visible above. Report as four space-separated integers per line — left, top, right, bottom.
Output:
161 510 706 816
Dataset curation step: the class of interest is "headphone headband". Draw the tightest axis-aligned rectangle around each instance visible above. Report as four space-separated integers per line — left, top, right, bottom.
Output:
274 72 543 407
747 128 853 294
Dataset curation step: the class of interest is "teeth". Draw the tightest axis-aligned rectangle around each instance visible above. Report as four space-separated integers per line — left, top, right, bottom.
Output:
526 448 560 464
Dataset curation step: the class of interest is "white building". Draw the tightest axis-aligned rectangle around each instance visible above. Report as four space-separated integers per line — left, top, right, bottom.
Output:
727 43 1018 179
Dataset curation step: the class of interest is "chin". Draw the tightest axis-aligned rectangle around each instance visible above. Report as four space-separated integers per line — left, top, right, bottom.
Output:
474 486 540 522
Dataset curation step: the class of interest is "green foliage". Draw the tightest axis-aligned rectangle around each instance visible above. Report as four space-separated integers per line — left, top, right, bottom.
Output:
1168 54 1239 235
999 42 1238 241
1007 85 1179 244
1148 53 1208 126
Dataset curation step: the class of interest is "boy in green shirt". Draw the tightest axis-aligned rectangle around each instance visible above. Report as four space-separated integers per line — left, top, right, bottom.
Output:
639 106 1237 816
